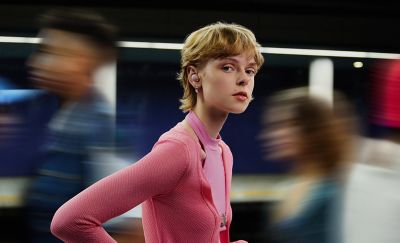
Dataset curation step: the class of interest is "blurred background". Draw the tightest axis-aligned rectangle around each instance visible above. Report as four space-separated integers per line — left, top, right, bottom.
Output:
1 1 400 243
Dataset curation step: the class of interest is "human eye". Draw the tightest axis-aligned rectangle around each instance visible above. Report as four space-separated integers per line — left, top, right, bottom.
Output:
246 68 257 76
222 64 235 72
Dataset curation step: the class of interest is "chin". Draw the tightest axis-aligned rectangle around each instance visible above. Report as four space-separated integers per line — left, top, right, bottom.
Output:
230 110 245 114
229 105 249 114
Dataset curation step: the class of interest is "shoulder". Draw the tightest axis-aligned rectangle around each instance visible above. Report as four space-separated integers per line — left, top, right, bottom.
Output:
140 124 201 179
148 123 200 166
157 122 200 151
220 139 233 160
219 140 232 153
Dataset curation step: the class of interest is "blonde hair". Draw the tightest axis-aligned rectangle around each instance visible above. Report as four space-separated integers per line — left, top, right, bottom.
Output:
177 22 264 112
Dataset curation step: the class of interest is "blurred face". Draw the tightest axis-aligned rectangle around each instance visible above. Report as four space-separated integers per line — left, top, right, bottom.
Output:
197 52 258 114
27 29 101 100
259 108 301 161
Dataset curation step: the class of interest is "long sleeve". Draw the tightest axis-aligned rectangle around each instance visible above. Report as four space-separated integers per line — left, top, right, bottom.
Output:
50 138 190 242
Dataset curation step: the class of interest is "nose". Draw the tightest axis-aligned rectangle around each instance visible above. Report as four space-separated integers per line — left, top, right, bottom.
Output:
236 69 251 86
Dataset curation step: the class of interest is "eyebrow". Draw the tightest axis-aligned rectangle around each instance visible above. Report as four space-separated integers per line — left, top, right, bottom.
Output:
247 62 258 68
222 57 258 68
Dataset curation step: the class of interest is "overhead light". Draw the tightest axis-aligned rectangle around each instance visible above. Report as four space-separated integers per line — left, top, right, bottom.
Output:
353 61 363 68
1 35 400 59
260 47 400 59
0 36 39 44
118 41 183 50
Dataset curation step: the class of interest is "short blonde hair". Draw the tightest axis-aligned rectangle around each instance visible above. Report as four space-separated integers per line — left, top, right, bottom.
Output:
177 22 264 112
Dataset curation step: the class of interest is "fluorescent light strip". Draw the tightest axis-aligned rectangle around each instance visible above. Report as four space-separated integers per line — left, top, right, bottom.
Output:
1 36 400 59
119 41 183 50
0 36 40 44
261 47 400 59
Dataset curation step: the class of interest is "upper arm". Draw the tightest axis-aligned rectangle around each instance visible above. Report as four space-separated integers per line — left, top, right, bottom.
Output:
51 139 190 241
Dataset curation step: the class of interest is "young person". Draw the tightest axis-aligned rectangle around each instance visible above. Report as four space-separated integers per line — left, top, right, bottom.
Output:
260 88 354 243
25 8 119 243
50 22 264 243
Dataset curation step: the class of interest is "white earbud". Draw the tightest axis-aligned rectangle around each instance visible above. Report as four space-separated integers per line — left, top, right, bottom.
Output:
191 74 199 82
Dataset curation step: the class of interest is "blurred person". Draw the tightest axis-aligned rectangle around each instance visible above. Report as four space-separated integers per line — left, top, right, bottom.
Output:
259 87 355 243
23 8 144 243
50 22 264 243
342 59 400 243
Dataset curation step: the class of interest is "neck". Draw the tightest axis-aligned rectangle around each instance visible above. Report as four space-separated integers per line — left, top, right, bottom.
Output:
60 92 85 107
64 82 92 104
192 106 228 138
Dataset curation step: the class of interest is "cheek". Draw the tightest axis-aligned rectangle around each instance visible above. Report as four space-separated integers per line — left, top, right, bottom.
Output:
210 79 229 91
249 79 255 92
51 55 92 76
62 58 91 74
207 72 233 88
203 77 226 96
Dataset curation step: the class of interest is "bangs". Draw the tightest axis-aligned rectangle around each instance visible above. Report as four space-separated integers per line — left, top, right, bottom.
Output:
187 23 264 67
207 27 263 66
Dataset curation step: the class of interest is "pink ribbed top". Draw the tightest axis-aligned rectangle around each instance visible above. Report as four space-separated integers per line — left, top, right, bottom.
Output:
186 110 227 231
50 117 247 243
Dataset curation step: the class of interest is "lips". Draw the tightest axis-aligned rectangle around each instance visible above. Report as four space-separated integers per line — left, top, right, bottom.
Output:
233 91 248 101
233 91 248 98
233 92 249 102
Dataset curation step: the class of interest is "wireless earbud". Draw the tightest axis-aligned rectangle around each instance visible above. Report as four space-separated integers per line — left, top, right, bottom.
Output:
191 74 199 82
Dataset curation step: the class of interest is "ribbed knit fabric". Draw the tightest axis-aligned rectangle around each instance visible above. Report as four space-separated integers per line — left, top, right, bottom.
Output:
186 111 227 231
51 120 242 243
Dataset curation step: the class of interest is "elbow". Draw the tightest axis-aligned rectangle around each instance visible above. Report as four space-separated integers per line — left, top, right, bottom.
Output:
50 205 81 240
50 204 101 241
50 219 64 239
50 207 70 239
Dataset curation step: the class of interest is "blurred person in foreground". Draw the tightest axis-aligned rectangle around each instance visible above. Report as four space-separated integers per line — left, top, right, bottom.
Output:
49 22 264 243
259 87 356 243
343 59 400 243
24 8 144 243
